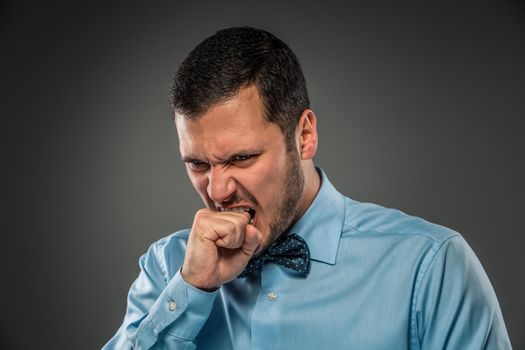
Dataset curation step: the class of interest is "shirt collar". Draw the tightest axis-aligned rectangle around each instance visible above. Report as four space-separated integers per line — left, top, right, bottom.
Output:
287 168 345 265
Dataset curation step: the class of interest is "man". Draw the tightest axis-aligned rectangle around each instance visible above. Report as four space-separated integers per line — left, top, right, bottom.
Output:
104 27 511 349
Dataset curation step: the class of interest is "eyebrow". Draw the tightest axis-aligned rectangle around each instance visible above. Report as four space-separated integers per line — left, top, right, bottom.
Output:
181 155 201 162
181 149 262 163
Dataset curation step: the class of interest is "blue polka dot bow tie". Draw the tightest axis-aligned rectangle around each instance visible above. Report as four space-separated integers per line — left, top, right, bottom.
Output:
239 233 310 277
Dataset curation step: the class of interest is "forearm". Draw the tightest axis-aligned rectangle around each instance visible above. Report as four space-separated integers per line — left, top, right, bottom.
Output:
103 241 218 350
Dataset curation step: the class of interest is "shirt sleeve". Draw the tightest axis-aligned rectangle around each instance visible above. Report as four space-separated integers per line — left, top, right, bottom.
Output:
411 235 512 349
102 241 218 350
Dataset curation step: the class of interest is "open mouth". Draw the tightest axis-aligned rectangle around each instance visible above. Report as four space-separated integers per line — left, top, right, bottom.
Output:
218 207 256 224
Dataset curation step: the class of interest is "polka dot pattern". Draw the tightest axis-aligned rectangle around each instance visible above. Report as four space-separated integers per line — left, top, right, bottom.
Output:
239 233 310 277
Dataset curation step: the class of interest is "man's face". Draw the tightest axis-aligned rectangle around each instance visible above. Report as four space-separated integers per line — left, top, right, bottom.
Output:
176 85 304 253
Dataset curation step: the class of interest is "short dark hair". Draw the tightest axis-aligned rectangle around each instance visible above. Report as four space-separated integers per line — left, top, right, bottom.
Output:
169 27 309 150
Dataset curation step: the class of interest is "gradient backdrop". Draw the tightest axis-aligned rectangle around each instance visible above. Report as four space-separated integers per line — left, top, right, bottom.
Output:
1 0 524 349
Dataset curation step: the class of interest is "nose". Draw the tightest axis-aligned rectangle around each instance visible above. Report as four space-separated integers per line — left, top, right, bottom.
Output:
207 165 236 204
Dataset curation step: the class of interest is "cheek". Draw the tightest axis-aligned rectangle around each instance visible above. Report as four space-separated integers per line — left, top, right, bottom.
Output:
249 153 288 202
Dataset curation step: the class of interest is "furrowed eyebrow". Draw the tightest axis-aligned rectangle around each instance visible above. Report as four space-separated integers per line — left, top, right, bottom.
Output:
225 151 261 163
181 149 262 164
229 148 263 157
181 156 202 163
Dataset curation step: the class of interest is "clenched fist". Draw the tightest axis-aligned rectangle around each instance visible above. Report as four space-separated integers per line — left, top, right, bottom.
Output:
181 208 262 290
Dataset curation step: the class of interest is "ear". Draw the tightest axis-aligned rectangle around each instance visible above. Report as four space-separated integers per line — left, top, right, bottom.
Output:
296 109 318 160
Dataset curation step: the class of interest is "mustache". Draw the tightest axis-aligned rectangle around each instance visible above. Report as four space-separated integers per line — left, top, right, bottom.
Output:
216 190 258 208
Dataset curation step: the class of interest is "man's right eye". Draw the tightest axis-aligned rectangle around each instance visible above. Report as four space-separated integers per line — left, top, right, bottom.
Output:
186 160 210 171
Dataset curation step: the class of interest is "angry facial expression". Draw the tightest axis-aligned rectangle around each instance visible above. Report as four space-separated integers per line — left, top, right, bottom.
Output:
175 85 305 253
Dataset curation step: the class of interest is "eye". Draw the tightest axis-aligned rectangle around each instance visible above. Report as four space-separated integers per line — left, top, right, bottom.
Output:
232 154 252 162
229 154 258 167
186 159 210 171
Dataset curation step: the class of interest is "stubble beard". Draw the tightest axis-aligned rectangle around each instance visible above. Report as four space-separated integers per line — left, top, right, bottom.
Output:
266 148 305 246
210 148 305 253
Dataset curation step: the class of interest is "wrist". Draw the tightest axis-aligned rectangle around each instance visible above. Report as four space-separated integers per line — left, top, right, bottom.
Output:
180 266 220 292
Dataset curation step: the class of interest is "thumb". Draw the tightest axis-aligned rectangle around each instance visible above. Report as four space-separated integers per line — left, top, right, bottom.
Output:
242 224 262 257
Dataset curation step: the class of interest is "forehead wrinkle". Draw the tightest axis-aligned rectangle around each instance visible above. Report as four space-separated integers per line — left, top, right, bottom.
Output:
180 126 260 162
176 85 280 161
204 135 259 163
183 121 265 157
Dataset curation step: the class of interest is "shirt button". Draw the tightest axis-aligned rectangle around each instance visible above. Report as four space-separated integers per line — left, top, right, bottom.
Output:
168 301 177 311
267 292 278 301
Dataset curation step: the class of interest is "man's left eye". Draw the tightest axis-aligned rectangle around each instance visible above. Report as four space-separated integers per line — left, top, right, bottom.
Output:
232 154 251 162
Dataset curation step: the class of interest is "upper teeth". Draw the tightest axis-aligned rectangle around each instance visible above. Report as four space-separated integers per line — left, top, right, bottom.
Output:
218 207 255 224
218 207 252 213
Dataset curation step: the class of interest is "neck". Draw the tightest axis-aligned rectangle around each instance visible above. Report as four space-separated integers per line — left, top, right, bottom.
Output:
295 162 321 221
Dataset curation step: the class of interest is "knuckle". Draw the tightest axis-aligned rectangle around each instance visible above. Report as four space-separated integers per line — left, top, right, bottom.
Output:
195 208 209 218
225 220 237 232
194 208 213 224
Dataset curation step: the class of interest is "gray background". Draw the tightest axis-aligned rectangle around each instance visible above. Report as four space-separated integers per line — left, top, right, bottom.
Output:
1 0 524 349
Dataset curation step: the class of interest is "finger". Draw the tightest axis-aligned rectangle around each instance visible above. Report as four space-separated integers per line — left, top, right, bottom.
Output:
214 212 250 249
242 224 262 257
218 210 251 225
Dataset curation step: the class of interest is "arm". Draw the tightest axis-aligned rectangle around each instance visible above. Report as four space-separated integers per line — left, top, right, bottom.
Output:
411 235 512 349
102 241 218 350
103 209 261 349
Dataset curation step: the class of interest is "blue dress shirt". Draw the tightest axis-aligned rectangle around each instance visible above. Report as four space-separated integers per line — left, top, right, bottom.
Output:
104 170 511 349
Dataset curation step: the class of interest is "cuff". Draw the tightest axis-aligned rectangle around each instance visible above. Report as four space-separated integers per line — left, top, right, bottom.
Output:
148 269 219 340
